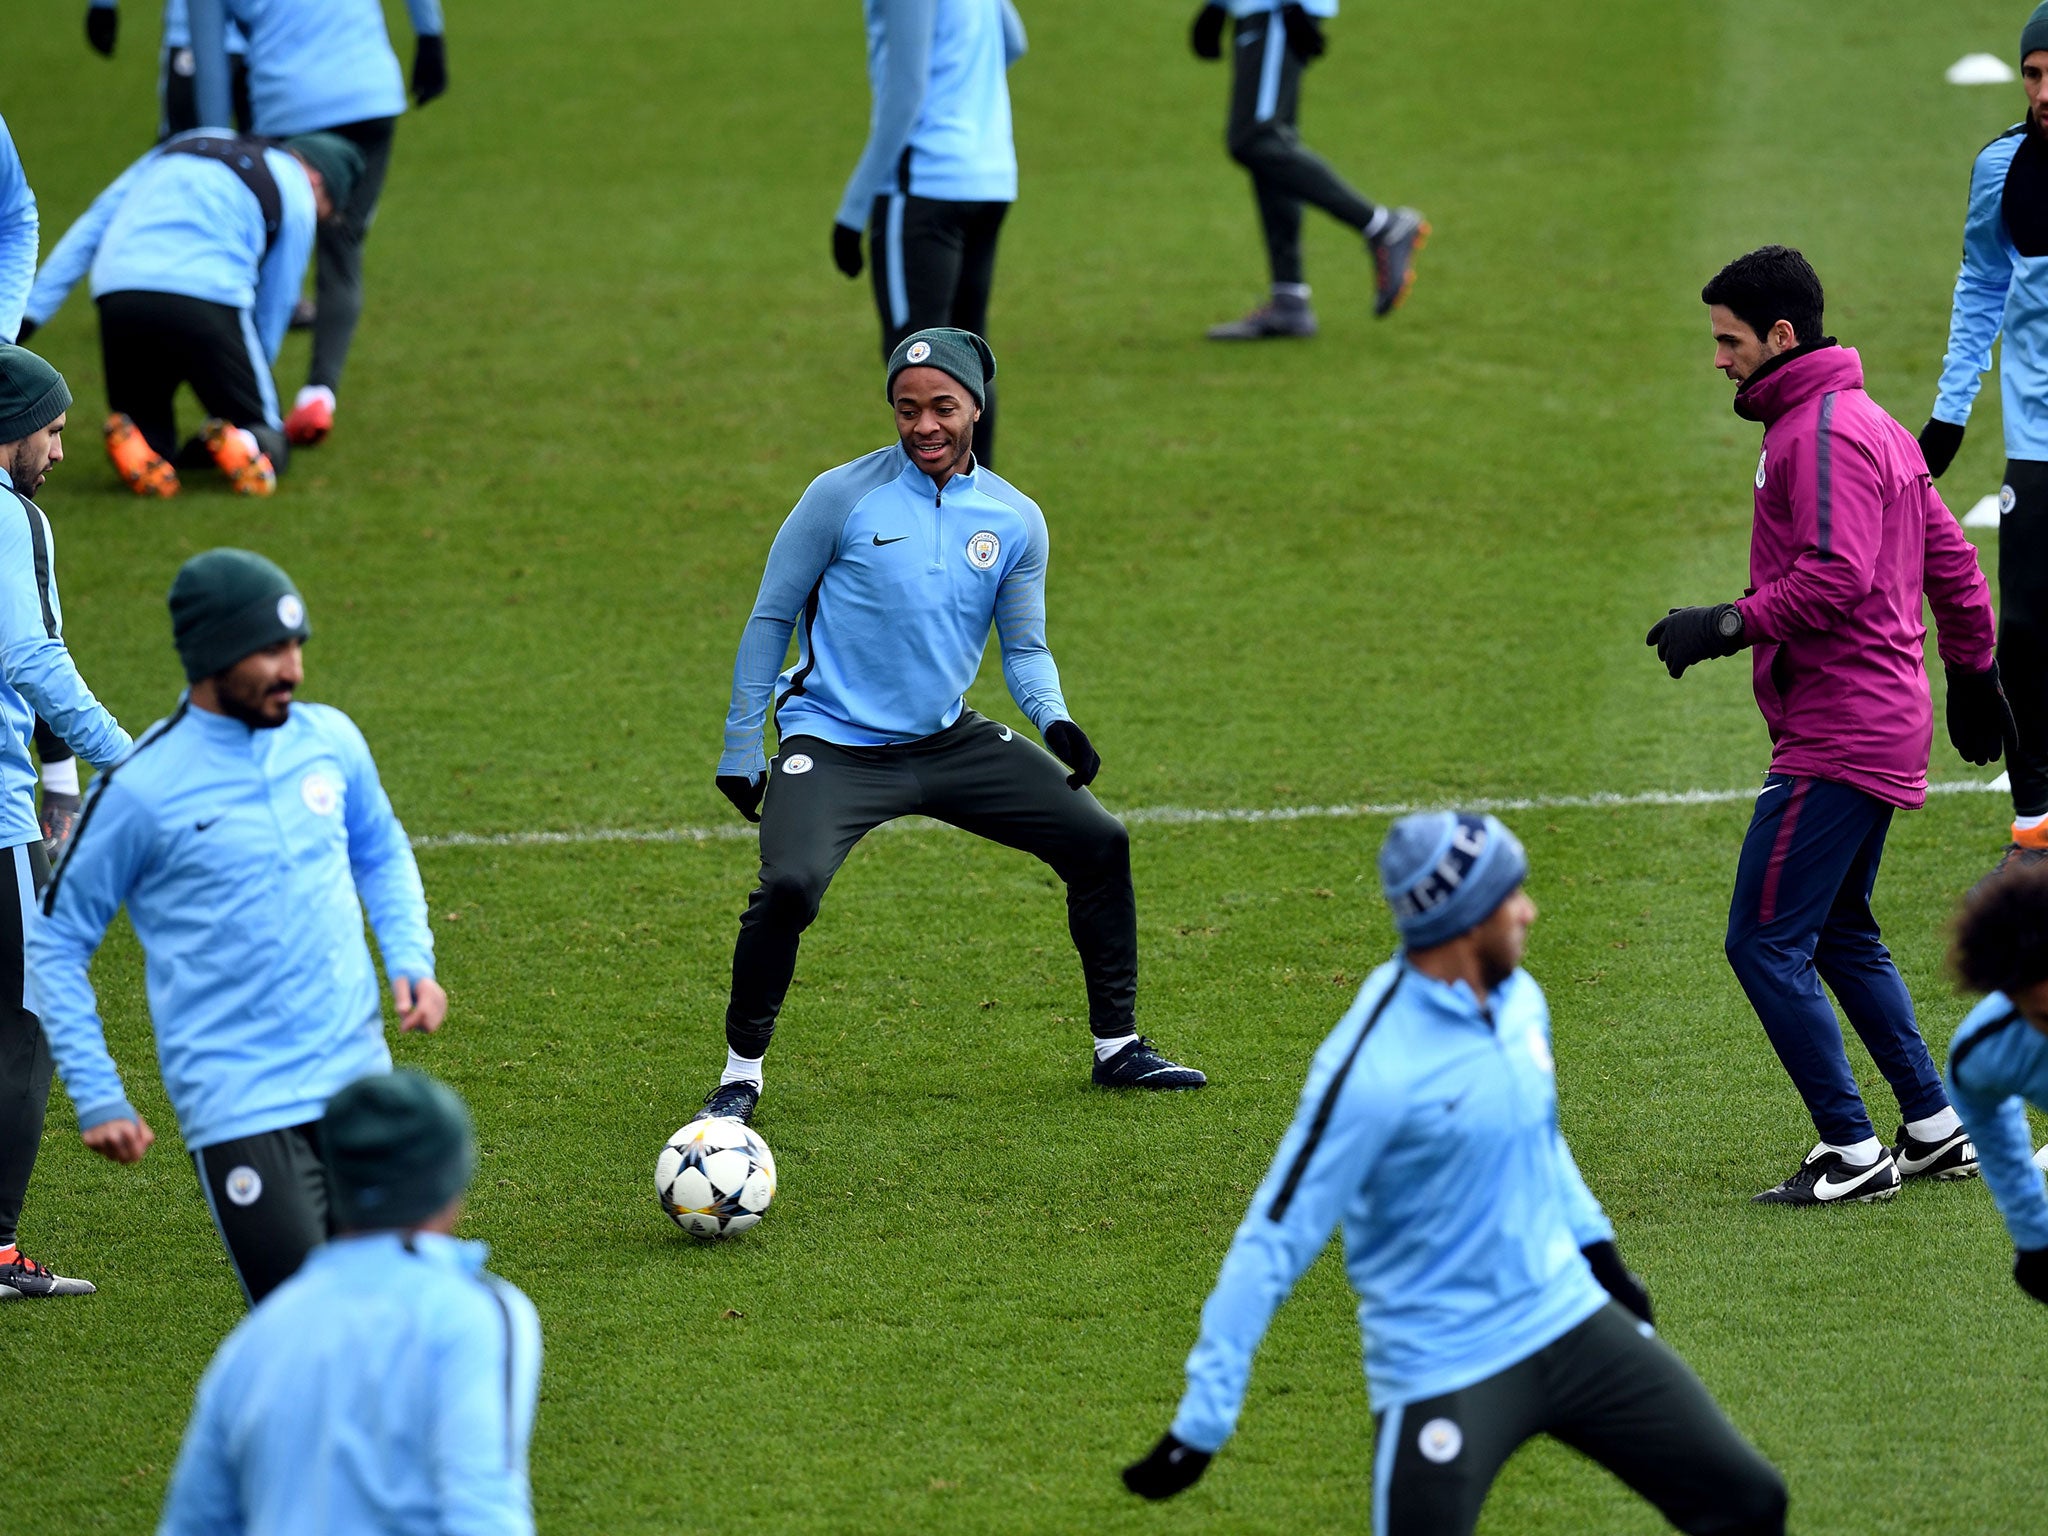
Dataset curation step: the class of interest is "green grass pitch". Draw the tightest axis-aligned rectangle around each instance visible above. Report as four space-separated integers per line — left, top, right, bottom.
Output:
5 1 2047 1530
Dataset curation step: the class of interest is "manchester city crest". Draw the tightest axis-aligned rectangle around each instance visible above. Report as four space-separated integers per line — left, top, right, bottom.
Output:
965 530 1001 570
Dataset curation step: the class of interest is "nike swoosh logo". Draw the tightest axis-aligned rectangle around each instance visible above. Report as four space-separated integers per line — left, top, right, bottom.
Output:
872 534 908 546
1756 782 1786 800
1813 1162 1891 1199
1895 1135 1970 1175
195 816 223 831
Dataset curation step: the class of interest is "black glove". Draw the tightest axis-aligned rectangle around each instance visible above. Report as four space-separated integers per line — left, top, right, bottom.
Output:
1279 4 1326 59
1122 1432 1212 1500
1919 418 1965 480
1043 720 1100 789
85 4 117 56
1947 662 2015 767
832 223 864 279
2015 1246 2048 1305
1646 603 1744 679
412 33 448 106
715 773 764 824
12 318 37 345
1581 1239 1653 1326
1189 3 1227 59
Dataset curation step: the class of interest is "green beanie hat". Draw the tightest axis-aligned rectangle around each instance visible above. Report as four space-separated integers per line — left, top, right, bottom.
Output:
168 548 311 682
885 327 996 409
285 132 365 212
321 1071 478 1232
0 344 72 444
2025 1 2048 62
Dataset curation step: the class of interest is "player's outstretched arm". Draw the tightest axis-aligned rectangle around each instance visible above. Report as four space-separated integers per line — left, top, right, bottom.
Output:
1931 141 2020 454
333 710 439 1022
20 145 153 338
831 0 936 255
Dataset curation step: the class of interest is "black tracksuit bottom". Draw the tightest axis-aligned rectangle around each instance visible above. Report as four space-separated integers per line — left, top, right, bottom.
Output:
866 192 1007 466
2000 460 2048 817
97 290 290 471
725 712 1136 1057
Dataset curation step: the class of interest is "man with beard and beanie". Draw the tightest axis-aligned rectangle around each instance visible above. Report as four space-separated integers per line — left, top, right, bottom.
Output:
1650 245 2007 1204
22 128 361 498
30 549 444 1305
158 1070 542 1535
0 345 133 1302
1921 3 2048 874
702 327 1204 1125
1122 813 1788 1536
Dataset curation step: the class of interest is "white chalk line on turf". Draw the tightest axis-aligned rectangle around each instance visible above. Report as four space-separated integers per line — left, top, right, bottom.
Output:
407 777 2006 852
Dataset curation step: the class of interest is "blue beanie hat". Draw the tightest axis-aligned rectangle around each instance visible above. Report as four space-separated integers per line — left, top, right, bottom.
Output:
1378 812 1529 950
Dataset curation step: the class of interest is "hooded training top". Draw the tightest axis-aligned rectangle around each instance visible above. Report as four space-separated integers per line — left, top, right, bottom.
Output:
158 1231 541 1536
835 0 1025 231
25 131 316 365
718 443 1068 778
1171 960 1615 1452
188 0 444 139
1933 122 2048 461
0 489 131 847
1944 992 2048 1252
1729 344 1994 810
31 699 434 1151
0 114 35 344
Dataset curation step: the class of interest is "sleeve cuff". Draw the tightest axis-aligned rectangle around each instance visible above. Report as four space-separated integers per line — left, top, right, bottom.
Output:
77 1096 137 1133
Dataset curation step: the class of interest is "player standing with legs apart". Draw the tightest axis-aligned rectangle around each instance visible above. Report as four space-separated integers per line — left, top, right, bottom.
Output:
0 346 132 1303
831 0 1024 466
1190 0 1427 339
31 550 444 1306
1921 3 2048 874
187 0 448 448
22 129 362 498
1650 246 2008 1204
158 1071 541 1535
1122 813 1787 1535
703 328 1203 1125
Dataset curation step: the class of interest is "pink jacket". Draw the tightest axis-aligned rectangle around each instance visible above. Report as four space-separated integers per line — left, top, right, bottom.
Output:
1731 345 1995 810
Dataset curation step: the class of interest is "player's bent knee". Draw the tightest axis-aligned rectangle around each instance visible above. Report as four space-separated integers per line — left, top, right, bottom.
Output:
1227 122 1284 169
758 868 829 927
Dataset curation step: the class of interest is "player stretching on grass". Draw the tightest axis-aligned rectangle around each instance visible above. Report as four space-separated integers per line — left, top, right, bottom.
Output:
1649 245 2007 1205
703 327 1204 1125
32 550 444 1306
1122 813 1787 1535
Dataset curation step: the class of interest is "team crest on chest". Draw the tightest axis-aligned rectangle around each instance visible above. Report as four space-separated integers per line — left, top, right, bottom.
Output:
965 530 1001 570
300 771 338 816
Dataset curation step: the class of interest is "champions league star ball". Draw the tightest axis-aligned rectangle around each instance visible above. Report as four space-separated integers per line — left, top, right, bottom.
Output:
656 1118 777 1239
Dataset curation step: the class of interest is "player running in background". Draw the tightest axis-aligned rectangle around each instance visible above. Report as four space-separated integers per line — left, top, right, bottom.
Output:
1945 862 2048 1310
1189 0 1426 339
704 327 1203 1126
32 549 443 1306
1921 3 2048 874
84 0 253 139
158 1072 541 1535
1122 813 1787 1535
0 345 133 1304
23 129 362 497
1650 246 2008 1205
831 0 1024 467
188 0 448 448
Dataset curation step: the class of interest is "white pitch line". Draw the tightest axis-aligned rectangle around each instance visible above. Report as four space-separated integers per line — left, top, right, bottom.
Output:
408 777 2006 852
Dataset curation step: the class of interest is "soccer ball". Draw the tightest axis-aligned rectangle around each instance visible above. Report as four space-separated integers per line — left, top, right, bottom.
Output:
656 1118 777 1239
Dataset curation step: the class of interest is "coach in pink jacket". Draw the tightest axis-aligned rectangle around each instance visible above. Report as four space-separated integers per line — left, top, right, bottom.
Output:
1650 245 2013 1206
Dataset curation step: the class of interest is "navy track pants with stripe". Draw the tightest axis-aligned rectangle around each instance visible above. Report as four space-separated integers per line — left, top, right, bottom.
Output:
1724 774 1947 1146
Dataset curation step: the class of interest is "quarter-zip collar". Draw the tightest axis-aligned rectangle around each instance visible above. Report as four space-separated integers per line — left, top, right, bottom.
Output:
893 442 979 504
1733 339 1853 425
1396 956 1508 1031
184 693 262 748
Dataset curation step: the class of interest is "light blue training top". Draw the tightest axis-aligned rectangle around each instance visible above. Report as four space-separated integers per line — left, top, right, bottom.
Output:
32 699 434 1151
158 1231 541 1536
719 442 1069 778
1226 0 1338 14
1945 991 2048 1252
0 114 35 344
189 0 444 138
1172 960 1615 1451
1934 126 2048 460
835 0 1025 229
25 131 316 365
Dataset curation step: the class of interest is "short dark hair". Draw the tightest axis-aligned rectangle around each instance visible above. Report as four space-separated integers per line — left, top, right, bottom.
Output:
1701 246 1825 348
1950 862 2048 996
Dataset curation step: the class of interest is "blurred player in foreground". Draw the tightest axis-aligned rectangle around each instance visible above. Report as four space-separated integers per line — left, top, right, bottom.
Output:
1922 2 2048 873
1122 813 1787 1535
158 1071 541 1535
1651 245 2005 1205
705 327 1203 1126
32 549 442 1305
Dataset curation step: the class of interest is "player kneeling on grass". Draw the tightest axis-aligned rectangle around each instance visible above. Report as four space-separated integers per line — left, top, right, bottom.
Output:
1123 813 1788 1536
704 327 1202 1125
17 128 362 498
158 1071 541 1536
30 550 444 1306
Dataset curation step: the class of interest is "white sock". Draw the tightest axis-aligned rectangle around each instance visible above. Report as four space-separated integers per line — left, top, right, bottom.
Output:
1272 282 1311 302
1823 1135 1884 1165
1363 206 1391 240
1906 1107 1961 1142
2017 813 2048 832
1093 1033 1138 1063
40 758 78 795
720 1048 764 1088
294 384 335 412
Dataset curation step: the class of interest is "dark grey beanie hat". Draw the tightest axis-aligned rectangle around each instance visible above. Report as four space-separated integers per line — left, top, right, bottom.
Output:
322 1071 478 1231
0 344 72 444
285 132 365 212
168 548 311 682
885 327 997 408
2027 1 2048 61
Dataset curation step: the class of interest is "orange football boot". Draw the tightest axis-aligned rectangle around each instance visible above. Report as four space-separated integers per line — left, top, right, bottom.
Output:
201 419 277 497
103 413 178 497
